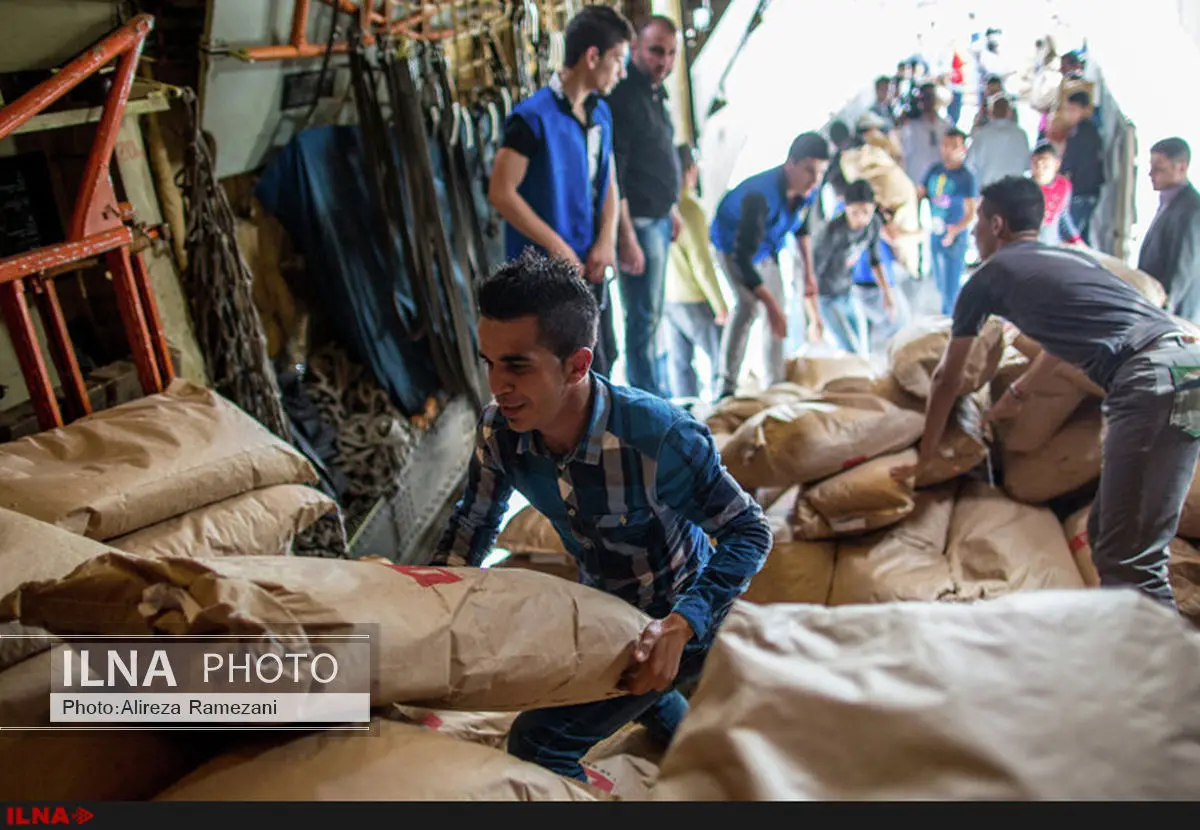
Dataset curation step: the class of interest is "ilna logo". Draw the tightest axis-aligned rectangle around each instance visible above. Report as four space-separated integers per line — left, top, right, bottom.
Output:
5 806 94 825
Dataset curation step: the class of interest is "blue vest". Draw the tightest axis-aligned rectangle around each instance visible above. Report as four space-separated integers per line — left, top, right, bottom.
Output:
710 165 813 263
505 87 614 262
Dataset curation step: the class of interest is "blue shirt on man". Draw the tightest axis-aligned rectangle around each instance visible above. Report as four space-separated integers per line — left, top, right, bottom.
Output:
433 373 773 646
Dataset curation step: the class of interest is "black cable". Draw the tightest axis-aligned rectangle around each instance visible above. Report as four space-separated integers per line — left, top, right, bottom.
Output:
300 3 342 130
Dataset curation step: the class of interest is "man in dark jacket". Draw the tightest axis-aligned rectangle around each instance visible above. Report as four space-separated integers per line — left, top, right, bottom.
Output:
1058 90 1105 244
1137 137 1200 323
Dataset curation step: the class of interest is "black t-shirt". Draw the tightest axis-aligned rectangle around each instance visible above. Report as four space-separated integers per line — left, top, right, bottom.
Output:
951 240 1178 390
813 213 882 298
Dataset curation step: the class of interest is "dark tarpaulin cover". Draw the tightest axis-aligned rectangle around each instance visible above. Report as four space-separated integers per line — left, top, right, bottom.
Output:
255 125 440 416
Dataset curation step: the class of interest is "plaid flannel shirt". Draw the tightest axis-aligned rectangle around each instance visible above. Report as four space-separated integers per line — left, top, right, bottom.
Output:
432 373 772 645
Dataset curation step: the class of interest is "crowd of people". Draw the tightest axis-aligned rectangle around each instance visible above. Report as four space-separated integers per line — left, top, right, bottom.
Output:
443 4 1200 786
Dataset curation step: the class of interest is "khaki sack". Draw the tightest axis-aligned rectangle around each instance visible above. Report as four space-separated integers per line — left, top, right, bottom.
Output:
0 379 316 540
0 553 647 712
0 508 128 671
721 394 925 490
761 486 800 543
1177 467 1200 539
704 383 815 435
827 484 959 605
1169 538 1200 627
0 647 206 801
581 723 664 799
109 485 335 559
1063 507 1102 588
821 374 924 412
837 144 917 213
495 506 567 555
389 705 517 750
741 540 835 606
1075 246 1169 309
917 391 991 487
155 718 605 802
783 355 874 391
947 481 1085 599
888 316 1005 399
1004 335 1104 397
792 450 918 540
1002 404 1103 504
993 361 1088 453
651 592 1200 800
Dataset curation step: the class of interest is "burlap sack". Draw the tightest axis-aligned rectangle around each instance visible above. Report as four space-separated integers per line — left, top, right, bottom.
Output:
650 592 1200 800
109 485 335 559
1177 468 1200 539
154 718 605 801
791 450 918 540
761 486 799 543
1005 334 1105 397
827 484 958 605
916 390 991 487
0 380 316 540
947 481 1085 599
783 355 874 391
1002 403 1102 504
705 382 815 435
0 508 127 671
888 316 1005 399
0 553 647 711
389 705 517 750
740 540 835 606
581 723 663 800
1076 246 1169 309
992 361 1088 453
821 374 924 412
837 144 917 213
1169 537 1200 627
0 647 206 801
1062 507 1102 588
495 505 566 555
721 393 925 490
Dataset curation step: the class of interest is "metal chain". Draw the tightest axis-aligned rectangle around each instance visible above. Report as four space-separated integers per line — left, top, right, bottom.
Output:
302 343 419 536
176 87 349 559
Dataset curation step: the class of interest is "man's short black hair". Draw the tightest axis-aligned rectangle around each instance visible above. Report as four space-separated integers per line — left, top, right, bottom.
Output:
945 127 967 143
1066 90 1091 108
642 14 677 36
986 74 1004 87
564 5 634 67
920 82 937 95
980 176 1045 234
1151 137 1191 163
828 120 851 147
787 131 831 164
1032 141 1059 158
844 179 876 205
875 75 891 88
478 250 599 360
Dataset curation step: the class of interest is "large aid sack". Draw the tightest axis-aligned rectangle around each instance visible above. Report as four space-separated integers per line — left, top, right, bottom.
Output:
650 592 1200 800
1002 404 1102 504
791 450 918 540
0 380 316 540
741 540 835 606
887 316 1005 399
704 382 815 435
0 553 648 711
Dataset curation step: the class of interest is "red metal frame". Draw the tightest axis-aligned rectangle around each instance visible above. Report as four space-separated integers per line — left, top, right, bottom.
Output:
237 0 453 61
0 13 174 432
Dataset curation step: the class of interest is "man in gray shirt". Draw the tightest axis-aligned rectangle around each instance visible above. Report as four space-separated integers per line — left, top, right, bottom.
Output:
966 98 1030 188
896 175 1200 610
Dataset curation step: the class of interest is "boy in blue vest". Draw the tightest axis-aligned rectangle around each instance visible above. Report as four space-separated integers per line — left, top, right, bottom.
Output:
709 132 830 399
488 6 633 377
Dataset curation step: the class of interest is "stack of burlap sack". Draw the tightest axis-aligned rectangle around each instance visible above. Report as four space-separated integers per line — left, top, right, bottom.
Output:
0 380 661 802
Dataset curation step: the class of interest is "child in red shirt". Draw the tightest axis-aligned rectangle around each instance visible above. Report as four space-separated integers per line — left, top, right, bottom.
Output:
1031 142 1083 245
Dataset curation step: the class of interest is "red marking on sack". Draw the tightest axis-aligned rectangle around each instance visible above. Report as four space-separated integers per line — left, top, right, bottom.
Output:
385 565 464 586
583 766 615 792
840 455 868 470
1069 532 1089 554
420 713 444 730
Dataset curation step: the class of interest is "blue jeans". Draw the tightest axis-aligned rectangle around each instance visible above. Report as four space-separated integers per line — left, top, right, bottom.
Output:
819 292 864 355
663 301 722 400
619 216 673 396
507 642 709 781
1070 194 1100 247
853 281 909 353
948 90 964 126
930 232 969 316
